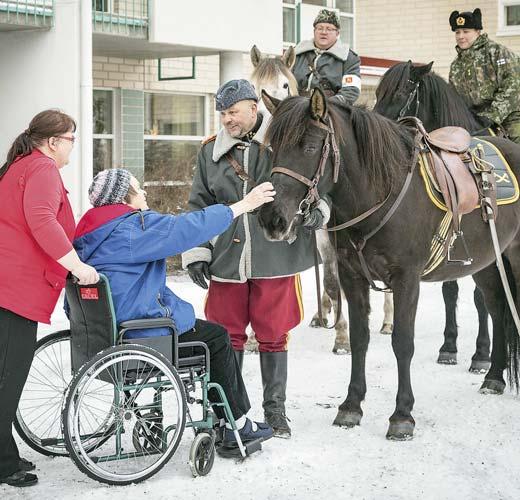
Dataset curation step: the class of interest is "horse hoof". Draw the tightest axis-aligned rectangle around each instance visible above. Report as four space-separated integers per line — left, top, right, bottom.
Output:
479 379 505 395
437 351 457 365
333 410 361 428
332 343 351 355
309 317 328 328
469 360 491 374
380 323 393 335
386 420 414 441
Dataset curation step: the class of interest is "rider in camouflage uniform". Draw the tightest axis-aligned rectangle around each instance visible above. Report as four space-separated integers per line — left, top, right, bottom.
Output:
448 8 520 143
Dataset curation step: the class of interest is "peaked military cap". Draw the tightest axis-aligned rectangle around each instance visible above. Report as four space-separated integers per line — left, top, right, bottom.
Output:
215 79 258 111
313 9 340 29
449 8 483 31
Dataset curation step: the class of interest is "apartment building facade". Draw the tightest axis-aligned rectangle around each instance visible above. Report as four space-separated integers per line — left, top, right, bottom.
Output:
2 1 520 213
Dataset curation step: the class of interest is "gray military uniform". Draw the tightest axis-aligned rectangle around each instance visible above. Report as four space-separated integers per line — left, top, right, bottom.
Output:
181 113 322 283
292 39 361 104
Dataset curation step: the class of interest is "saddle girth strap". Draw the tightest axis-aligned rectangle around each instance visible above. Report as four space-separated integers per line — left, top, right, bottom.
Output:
344 131 423 292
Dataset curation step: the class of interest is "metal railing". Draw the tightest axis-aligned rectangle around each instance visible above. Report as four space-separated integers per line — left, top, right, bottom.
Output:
92 0 148 38
0 1 54 28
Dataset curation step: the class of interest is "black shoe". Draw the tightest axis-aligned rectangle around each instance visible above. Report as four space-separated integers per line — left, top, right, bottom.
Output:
0 470 38 487
222 418 273 447
265 411 291 439
19 458 36 472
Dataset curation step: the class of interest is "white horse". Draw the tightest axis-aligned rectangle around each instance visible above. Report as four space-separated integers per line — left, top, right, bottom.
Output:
246 45 393 354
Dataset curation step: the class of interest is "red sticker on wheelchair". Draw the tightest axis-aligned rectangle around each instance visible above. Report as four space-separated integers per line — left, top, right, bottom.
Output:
81 288 99 300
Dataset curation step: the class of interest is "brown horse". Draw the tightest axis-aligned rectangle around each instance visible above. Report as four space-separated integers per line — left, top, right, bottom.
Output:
259 88 520 439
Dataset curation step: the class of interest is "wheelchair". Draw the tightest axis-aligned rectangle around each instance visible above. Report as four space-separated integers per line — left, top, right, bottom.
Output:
15 274 261 485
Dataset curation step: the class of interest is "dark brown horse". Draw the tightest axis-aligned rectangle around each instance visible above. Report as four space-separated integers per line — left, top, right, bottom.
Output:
374 60 498 372
258 89 520 440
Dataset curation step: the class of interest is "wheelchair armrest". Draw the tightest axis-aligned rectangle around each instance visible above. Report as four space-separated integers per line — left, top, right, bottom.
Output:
118 318 179 365
119 318 176 330
176 341 210 375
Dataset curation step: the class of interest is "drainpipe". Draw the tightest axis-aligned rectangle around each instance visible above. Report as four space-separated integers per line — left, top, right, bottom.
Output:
80 0 93 214
219 51 244 84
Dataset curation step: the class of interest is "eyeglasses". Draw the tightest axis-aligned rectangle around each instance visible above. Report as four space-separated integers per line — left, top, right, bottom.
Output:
314 27 338 33
56 135 76 144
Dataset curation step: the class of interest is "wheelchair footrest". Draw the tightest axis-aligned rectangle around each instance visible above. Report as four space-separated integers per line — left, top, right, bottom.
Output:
215 438 263 459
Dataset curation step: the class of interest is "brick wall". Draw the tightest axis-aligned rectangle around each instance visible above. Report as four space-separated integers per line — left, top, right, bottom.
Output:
356 0 520 79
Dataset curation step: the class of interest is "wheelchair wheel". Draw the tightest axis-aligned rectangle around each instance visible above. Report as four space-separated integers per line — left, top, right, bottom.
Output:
63 344 186 485
14 330 72 456
189 432 215 477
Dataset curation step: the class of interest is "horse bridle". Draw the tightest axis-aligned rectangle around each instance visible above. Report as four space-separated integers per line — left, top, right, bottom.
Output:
270 113 424 294
271 116 341 218
398 80 420 119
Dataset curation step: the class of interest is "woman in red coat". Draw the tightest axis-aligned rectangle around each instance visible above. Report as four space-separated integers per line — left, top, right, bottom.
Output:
0 110 98 488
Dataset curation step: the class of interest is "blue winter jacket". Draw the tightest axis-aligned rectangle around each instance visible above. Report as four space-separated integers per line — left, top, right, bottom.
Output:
73 205 233 338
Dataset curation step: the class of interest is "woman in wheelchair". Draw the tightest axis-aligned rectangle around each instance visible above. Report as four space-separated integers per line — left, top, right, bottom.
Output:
73 168 275 453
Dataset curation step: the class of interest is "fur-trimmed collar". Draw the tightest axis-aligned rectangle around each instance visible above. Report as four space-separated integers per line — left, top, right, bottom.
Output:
294 39 350 61
212 112 270 162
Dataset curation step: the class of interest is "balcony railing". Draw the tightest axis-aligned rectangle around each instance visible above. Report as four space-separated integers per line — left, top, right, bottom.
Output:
92 0 148 38
0 1 54 29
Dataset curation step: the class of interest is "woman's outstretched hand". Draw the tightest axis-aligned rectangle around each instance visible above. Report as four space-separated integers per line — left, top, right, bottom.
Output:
230 182 276 217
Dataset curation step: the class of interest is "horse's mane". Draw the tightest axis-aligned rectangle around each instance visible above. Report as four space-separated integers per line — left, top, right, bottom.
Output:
251 57 299 96
266 96 415 197
377 62 482 132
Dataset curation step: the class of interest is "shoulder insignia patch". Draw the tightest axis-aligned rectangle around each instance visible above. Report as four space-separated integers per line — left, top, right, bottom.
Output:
201 134 217 145
497 58 507 66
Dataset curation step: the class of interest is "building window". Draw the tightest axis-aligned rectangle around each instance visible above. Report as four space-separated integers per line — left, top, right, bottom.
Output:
94 0 110 13
506 4 520 25
283 2 297 44
144 93 207 188
93 89 114 175
302 0 327 5
335 0 354 47
498 1 520 35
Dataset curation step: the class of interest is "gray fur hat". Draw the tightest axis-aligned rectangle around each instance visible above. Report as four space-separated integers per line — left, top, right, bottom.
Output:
215 79 258 111
89 168 132 207
313 9 340 28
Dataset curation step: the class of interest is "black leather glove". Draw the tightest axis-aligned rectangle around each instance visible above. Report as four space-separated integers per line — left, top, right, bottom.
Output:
187 261 210 289
302 206 325 230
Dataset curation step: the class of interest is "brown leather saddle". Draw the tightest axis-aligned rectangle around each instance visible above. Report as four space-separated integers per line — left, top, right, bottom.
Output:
400 117 493 265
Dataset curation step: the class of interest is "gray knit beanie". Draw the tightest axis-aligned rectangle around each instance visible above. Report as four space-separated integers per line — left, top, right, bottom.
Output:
89 168 132 207
215 79 258 111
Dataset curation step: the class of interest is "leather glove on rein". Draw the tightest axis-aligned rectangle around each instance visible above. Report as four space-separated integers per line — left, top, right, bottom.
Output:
302 200 331 230
187 261 210 289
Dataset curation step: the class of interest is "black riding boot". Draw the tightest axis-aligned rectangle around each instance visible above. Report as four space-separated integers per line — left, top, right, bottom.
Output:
234 350 244 372
260 351 291 439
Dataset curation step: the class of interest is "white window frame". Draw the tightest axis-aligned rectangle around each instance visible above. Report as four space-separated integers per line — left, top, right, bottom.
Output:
143 91 209 187
336 1 355 49
497 0 520 36
94 0 111 13
93 87 116 172
283 2 298 46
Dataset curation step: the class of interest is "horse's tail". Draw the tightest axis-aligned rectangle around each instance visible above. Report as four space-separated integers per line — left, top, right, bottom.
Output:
503 257 520 392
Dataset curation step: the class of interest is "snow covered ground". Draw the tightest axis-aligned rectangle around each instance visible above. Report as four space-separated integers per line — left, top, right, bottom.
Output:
3 270 520 500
